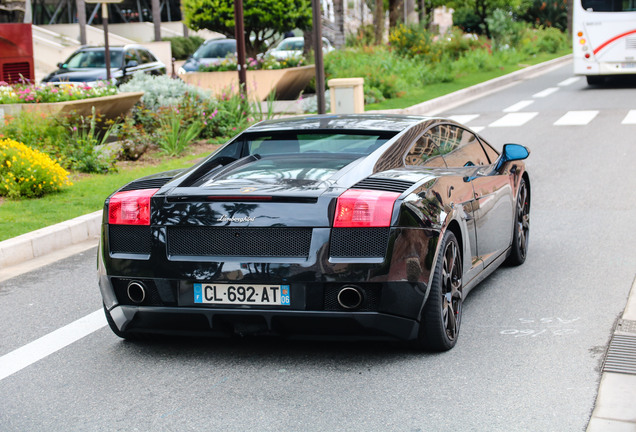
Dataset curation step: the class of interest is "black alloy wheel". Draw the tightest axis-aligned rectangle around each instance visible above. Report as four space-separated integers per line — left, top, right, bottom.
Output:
417 230 463 351
505 178 530 266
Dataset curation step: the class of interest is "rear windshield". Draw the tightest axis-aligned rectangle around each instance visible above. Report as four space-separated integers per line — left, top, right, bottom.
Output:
245 131 395 156
581 0 636 11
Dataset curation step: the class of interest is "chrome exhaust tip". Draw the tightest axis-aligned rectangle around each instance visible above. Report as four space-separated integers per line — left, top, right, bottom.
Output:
337 286 363 310
127 281 146 304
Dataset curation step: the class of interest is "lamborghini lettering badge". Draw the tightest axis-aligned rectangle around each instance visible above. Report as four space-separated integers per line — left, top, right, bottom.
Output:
216 215 256 223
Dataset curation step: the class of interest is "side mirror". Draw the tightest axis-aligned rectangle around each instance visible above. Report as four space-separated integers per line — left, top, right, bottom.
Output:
57 62 65 69
496 143 529 170
125 60 139 69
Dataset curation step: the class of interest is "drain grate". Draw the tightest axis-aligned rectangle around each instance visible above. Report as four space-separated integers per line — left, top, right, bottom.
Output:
602 320 636 375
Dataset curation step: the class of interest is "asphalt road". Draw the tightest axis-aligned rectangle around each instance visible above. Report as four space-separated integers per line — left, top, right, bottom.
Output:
1 63 636 431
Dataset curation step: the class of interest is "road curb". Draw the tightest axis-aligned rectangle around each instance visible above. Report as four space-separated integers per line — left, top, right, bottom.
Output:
0 55 573 271
0 210 102 270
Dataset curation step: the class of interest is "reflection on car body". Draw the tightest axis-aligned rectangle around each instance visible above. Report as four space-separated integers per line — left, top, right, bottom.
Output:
99 114 530 351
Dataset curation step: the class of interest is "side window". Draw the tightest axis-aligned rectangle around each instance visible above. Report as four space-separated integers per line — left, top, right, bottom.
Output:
440 126 491 168
479 139 499 164
404 129 447 168
137 49 154 64
124 49 141 65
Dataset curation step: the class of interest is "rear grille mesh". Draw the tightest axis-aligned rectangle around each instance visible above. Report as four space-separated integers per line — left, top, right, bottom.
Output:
109 225 152 254
353 177 414 193
167 226 312 257
330 228 390 258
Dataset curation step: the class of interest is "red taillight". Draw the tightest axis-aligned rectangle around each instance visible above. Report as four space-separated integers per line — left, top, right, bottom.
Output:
108 188 159 225
334 189 400 228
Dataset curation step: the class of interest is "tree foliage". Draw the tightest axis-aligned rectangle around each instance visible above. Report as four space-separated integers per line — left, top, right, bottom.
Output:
182 0 312 58
449 0 531 36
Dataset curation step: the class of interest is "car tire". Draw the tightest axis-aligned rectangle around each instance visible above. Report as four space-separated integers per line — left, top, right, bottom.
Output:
505 178 530 266
416 230 463 351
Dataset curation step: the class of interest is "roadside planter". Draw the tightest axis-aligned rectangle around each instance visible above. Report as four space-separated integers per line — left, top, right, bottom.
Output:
180 66 314 101
0 91 144 121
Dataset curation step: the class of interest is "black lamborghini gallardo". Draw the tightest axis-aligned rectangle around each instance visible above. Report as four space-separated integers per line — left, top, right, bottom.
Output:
98 114 530 351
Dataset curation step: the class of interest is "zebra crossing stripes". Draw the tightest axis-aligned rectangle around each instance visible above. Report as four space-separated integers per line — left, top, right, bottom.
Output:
489 112 538 127
503 100 535 112
533 87 559 98
450 109 636 129
447 114 480 124
621 110 636 124
558 77 582 86
554 110 599 126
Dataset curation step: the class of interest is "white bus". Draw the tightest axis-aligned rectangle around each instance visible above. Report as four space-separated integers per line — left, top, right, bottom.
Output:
573 0 636 84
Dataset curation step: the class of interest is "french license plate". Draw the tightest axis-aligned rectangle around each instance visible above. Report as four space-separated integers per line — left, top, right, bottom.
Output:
193 283 290 306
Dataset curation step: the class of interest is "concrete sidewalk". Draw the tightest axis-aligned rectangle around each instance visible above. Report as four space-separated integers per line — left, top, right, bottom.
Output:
1 54 635 429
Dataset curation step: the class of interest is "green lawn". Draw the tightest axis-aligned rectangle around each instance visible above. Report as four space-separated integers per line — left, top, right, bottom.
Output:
0 50 570 242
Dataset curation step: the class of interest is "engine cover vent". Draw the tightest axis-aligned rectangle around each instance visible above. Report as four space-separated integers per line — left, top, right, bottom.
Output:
120 177 172 191
353 177 415 193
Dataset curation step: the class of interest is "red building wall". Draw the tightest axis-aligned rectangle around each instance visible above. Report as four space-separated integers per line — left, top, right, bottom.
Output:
0 23 35 84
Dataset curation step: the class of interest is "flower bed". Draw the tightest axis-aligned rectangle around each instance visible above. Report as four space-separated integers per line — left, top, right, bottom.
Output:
0 81 117 104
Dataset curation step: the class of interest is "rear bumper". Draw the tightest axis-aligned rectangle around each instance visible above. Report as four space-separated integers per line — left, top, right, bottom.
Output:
108 305 421 341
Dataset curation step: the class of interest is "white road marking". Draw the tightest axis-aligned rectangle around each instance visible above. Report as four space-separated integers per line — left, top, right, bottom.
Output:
503 100 534 112
621 110 636 124
533 87 559 98
558 77 581 86
470 126 486 133
0 309 106 381
489 112 538 127
554 110 599 126
448 114 480 124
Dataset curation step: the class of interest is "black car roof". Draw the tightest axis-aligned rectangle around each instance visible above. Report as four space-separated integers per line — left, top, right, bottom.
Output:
246 114 433 133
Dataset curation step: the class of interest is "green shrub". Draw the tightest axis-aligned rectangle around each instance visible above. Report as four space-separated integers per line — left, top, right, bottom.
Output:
453 7 484 34
163 35 205 60
62 109 120 173
119 72 210 110
325 46 415 101
521 26 569 55
157 107 204 156
115 118 154 161
486 9 527 51
0 138 72 198
0 111 66 154
346 24 376 47
521 0 568 31
389 24 441 61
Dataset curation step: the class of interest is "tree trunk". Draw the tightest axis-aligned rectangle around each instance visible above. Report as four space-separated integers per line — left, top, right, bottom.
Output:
75 0 86 44
151 0 161 41
333 0 345 48
374 0 384 44
388 0 401 30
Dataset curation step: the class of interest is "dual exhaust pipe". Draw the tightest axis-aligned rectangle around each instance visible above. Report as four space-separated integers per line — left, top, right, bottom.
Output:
337 286 364 310
127 281 146 304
